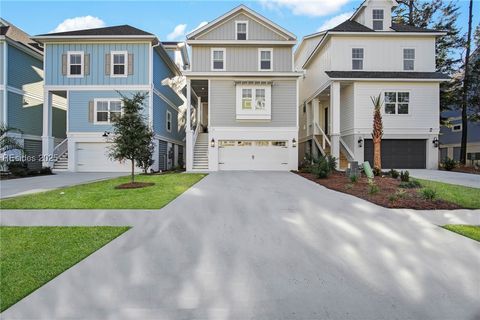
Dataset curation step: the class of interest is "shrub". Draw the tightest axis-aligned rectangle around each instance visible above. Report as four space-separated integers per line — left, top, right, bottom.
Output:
40 167 53 175
368 179 379 194
349 174 358 183
326 155 337 172
400 170 410 182
7 161 28 177
442 157 457 171
389 169 400 179
372 167 382 177
399 180 422 189
389 189 407 202
421 188 437 201
311 155 337 179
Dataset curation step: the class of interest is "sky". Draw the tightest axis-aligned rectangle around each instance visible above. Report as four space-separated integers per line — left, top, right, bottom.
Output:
1 0 478 45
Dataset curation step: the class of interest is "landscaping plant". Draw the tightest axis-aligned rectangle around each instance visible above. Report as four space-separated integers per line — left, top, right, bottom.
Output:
349 174 358 183
400 170 410 182
389 169 400 179
441 157 457 171
421 188 437 201
311 155 337 179
399 180 422 189
368 179 379 195
370 94 384 173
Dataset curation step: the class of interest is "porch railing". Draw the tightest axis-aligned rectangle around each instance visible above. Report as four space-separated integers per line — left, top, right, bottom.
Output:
339 137 355 161
53 138 68 159
314 122 331 150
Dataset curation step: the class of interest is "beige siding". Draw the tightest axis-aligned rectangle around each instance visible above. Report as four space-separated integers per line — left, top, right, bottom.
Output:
299 40 331 102
294 34 323 70
192 46 292 72
210 79 296 127
197 13 286 41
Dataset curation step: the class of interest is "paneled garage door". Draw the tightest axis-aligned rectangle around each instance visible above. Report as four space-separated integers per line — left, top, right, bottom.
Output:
218 140 289 171
364 139 426 169
76 142 131 172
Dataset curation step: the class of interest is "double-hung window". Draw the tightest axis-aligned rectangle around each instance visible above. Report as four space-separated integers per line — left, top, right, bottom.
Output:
95 99 123 124
352 48 364 70
236 21 248 40
67 51 83 77
385 92 409 115
372 9 384 30
211 48 225 71
403 48 415 70
111 51 128 77
166 110 172 132
236 85 271 120
259 49 273 71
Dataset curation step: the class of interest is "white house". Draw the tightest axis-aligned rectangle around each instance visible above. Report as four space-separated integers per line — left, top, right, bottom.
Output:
184 5 302 171
295 0 448 169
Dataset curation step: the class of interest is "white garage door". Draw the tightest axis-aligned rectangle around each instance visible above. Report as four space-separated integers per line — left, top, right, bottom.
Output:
218 140 289 171
76 142 131 172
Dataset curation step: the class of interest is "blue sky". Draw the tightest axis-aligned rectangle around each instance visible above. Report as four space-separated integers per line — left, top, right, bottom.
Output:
1 0 478 43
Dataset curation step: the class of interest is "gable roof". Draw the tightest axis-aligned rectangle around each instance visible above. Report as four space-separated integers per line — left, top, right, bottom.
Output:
350 0 398 21
390 23 441 33
36 25 154 37
329 20 373 32
186 5 296 40
0 18 43 55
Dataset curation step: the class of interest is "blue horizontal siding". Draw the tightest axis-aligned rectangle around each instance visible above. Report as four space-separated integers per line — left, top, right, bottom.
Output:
8 45 43 94
440 118 480 145
152 51 183 106
68 90 149 132
152 94 184 142
8 91 42 136
45 43 149 86
0 42 4 85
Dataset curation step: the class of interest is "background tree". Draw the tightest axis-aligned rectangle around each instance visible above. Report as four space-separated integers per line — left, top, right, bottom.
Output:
371 94 383 173
108 92 154 184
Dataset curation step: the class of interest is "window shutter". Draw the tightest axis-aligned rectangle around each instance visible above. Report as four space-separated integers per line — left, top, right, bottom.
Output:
105 53 111 75
62 53 67 75
88 101 94 123
128 53 134 75
84 54 90 75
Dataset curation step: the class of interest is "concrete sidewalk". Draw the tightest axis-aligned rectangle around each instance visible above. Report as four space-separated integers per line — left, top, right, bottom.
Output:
408 169 480 188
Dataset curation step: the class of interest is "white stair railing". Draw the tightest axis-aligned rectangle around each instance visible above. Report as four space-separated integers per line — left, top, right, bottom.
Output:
53 138 68 160
339 137 355 161
314 122 331 150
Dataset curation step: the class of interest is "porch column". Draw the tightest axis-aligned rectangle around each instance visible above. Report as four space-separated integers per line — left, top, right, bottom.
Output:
312 98 320 131
186 79 193 171
330 82 340 168
42 90 54 167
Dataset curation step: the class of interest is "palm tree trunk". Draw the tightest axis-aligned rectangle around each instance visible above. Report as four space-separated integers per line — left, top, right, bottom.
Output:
373 139 382 170
131 160 135 183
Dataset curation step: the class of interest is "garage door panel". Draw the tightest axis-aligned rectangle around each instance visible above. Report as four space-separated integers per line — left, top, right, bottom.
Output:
77 142 131 172
364 139 426 169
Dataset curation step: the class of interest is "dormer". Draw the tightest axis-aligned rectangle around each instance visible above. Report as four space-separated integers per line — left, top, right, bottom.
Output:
351 0 398 31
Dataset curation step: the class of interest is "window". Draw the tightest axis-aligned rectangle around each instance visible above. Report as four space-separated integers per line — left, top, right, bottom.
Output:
403 48 415 70
111 51 128 77
384 92 409 115
211 48 225 71
452 124 462 132
67 51 83 77
259 49 273 71
236 21 248 40
166 110 172 132
352 48 364 70
372 9 384 30
236 85 271 120
94 99 123 124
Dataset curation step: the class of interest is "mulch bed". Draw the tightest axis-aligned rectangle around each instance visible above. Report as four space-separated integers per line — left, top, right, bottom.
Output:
114 182 155 189
297 171 461 210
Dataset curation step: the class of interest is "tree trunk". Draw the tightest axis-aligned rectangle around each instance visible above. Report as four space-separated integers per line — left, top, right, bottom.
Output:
131 159 135 183
373 139 382 170
408 0 414 26
460 0 473 165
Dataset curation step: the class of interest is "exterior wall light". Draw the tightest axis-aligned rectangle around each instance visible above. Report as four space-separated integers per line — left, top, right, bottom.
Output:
292 138 297 148
358 137 363 148
432 137 439 148
210 138 215 148
102 131 110 137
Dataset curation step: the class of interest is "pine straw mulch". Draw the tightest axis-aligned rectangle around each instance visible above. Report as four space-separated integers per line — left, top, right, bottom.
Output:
296 171 461 210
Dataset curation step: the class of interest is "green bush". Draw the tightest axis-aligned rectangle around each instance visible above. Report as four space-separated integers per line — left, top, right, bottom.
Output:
400 170 410 182
389 189 407 202
349 174 358 183
372 167 382 176
311 155 337 179
368 179 379 194
40 167 52 175
7 161 28 177
389 169 400 179
421 188 437 201
442 157 457 171
399 180 422 189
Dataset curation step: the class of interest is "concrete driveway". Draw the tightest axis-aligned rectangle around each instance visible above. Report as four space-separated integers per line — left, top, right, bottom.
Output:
408 169 480 188
1 172 479 319
0 172 127 198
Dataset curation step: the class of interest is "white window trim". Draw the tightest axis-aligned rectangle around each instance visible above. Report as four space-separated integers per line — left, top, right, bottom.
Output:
258 48 273 71
110 51 128 78
352 47 364 71
452 124 462 132
235 20 248 40
372 8 384 31
166 110 172 132
403 48 416 71
67 51 84 78
383 90 411 116
211 48 226 71
235 84 272 120
93 98 123 125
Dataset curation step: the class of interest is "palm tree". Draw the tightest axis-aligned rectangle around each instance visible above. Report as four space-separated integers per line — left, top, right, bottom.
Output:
371 94 383 172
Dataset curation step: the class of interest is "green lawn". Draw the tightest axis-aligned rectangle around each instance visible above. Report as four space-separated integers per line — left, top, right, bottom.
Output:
0 226 130 312
416 179 480 209
442 225 480 242
0 173 206 209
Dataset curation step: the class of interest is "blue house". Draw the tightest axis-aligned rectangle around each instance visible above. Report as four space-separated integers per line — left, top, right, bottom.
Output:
34 25 188 172
0 18 66 170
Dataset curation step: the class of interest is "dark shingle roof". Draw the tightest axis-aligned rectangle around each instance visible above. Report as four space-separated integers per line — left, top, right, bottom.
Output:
37 25 154 37
390 23 440 33
0 19 43 54
325 71 450 80
329 20 373 32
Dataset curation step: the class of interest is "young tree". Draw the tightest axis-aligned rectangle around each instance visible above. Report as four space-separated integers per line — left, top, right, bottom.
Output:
108 92 154 184
371 94 384 172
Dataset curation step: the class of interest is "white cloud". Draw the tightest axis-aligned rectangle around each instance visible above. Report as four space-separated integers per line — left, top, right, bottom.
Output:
51 16 105 33
189 21 208 33
261 0 352 17
167 23 187 40
317 11 353 32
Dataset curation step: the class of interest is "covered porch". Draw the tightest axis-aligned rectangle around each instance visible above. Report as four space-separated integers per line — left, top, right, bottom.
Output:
185 79 208 171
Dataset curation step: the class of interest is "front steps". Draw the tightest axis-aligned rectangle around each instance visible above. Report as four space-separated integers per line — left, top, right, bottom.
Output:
193 133 209 170
53 152 68 171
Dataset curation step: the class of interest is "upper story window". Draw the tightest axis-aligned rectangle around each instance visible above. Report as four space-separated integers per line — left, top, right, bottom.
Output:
236 85 271 120
211 48 225 71
372 9 384 30
385 92 409 115
452 124 462 132
166 110 172 132
95 99 123 124
236 21 248 40
259 49 273 71
403 48 415 70
111 51 128 77
352 48 364 70
67 51 84 77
